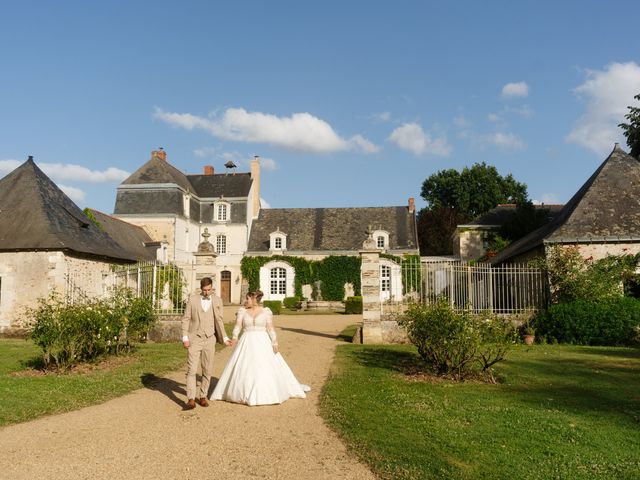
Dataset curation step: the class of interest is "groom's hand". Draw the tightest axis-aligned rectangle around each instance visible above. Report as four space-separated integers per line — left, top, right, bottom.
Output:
224 339 233 346
182 340 190 348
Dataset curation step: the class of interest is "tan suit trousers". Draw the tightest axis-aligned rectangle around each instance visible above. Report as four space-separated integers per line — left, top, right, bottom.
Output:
186 334 216 400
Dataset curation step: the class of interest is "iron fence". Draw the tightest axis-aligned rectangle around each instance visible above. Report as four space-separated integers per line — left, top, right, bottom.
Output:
382 260 548 315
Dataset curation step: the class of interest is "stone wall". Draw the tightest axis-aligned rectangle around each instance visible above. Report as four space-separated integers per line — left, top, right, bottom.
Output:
0 251 112 330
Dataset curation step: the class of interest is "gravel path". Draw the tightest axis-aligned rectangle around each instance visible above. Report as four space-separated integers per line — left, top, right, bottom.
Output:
0 314 375 480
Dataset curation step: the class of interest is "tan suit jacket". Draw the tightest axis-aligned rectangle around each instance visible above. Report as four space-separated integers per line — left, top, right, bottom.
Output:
181 293 226 344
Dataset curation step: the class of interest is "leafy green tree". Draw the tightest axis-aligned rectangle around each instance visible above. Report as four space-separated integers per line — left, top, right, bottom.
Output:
619 93 640 158
418 163 529 255
421 162 528 218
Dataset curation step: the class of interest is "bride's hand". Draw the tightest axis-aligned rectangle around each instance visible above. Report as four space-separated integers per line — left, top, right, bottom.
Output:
272 344 279 354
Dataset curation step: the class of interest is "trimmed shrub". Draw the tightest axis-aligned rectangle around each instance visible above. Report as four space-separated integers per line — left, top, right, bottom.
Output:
535 297 640 345
263 300 282 315
283 296 301 310
344 296 363 314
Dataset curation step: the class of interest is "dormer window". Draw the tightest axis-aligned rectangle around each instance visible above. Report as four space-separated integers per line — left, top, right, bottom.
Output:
214 201 230 222
269 228 287 252
372 230 389 250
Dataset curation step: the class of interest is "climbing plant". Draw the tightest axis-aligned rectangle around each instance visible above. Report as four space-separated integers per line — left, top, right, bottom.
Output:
381 253 422 296
241 255 361 301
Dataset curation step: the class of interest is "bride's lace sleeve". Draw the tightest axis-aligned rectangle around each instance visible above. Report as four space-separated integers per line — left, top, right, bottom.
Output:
232 307 245 340
265 307 278 346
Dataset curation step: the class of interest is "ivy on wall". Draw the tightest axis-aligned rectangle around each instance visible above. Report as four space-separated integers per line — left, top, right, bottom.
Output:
241 255 362 301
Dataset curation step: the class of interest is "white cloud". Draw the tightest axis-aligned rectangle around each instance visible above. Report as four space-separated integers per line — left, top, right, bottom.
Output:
567 61 640 155
501 81 529 99
0 159 21 177
459 130 525 151
193 147 217 158
349 134 381 153
532 193 562 205
0 159 129 183
260 197 271 209
260 157 278 170
489 132 525 150
154 107 378 154
487 113 501 123
58 184 86 203
453 115 471 128
369 111 391 123
505 104 534 118
40 163 130 183
388 122 451 156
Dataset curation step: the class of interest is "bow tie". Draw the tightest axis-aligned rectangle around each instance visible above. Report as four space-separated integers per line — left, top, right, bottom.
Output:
201 296 211 301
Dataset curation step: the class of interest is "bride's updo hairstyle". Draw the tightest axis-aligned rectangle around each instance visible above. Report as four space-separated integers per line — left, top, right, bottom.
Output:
253 290 264 304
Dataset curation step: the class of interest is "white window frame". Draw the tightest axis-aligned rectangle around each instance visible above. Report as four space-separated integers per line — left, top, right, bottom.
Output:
269 231 287 252
214 201 230 222
372 230 389 250
270 267 287 296
216 234 227 254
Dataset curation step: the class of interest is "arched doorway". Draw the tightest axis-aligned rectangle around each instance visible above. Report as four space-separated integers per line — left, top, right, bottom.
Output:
220 270 231 305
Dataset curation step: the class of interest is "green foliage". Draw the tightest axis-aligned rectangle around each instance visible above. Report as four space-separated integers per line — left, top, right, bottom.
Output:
480 234 511 260
618 93 640 158
28 289 156 369
535 245 640 303
420 162 529 218
82 208 103 230
344 296 363 314
499 202 553 242
399 300 517 380
282 296 301 310
418 163 529 255
263 300 282 314
535 297 640 345
241 255 361 301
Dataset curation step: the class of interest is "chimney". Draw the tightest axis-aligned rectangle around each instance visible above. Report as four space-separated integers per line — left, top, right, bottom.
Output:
152 147 167 161
250 156 261 219
408 197 415 213
204 165 214 175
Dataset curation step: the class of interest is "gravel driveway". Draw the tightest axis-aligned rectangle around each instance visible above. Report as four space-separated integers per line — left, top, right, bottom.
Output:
0 314 375 480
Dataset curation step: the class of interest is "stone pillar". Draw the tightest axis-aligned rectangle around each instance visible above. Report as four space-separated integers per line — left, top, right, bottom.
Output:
193 228 217 288
360 233 383 344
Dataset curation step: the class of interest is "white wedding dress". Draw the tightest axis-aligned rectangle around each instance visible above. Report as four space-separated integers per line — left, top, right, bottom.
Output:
210 307 310 406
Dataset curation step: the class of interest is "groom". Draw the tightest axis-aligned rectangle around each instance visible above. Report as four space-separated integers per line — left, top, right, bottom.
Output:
181 276 230 410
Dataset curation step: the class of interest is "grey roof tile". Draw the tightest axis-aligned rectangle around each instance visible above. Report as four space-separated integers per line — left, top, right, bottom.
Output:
0 159 135 261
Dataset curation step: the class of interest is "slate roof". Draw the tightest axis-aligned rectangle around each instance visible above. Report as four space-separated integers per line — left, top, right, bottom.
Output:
490 145 640 264
87 209 158 262
119 154 253 198
187 172 252 198
121 155 193 192
247 207 418 252
464 203 563 227
0 158 135 261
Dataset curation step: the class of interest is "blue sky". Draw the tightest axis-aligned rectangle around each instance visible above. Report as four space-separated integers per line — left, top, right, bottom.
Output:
1 1 639 213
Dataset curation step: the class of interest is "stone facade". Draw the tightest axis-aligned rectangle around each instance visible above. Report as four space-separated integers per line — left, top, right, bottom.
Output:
0 252 112 331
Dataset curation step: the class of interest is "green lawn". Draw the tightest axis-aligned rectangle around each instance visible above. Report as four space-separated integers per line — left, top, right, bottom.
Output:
0 338 188 427
320 339 640 480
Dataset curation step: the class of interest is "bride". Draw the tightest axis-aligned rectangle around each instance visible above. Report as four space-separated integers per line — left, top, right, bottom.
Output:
210 290 310 406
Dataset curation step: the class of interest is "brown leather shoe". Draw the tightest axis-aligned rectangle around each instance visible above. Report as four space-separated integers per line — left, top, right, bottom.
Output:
184 399 196 410
197 397 209 407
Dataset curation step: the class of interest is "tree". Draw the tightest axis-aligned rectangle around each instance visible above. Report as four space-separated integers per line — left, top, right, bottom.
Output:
418 163 529 255
417 206 469 256
619 93 640 159
421 162 528 218
499 202 552 242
